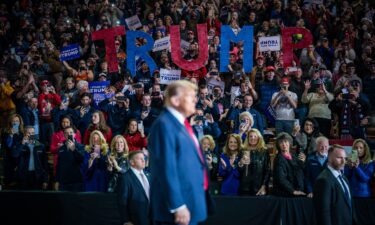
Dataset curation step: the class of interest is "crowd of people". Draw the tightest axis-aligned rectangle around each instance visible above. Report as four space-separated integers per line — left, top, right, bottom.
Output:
1 0 375 199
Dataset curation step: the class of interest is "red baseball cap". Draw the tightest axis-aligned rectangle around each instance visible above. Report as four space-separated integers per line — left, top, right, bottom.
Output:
280 77 289 85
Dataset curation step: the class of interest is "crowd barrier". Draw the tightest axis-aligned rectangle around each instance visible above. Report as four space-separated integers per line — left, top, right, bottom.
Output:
1 191 374 225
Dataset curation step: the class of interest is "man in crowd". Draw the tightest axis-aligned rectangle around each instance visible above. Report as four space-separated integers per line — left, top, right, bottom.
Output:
314 144 355 225
55 126 85 191
305 136 329 198
117 150 150 225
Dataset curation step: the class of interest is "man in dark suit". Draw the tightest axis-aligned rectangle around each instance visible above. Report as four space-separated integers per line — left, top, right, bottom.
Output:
313 144 354 225
117 150 150 225
148 80 209 225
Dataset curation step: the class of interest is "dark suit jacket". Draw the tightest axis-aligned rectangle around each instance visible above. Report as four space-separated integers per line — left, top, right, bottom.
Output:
148 109 207 223
313 168 354 225
117 169 150 225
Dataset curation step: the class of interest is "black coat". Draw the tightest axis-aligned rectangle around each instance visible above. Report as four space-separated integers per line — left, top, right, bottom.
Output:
272 153 305 197
56 142 85 185
117 169 150 225
238 150 271 195
313 168 354 225
14 141 48 183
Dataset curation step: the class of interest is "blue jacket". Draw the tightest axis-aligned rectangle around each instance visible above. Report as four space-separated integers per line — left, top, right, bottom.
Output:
305 153 327 193
82 151 109 192
218 153 240 196
99 99 133 135
14 141 48 183
344 161 375 198
148 109 207 223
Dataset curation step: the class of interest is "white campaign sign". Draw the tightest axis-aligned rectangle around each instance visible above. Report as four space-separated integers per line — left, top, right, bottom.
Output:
153 36 171 52
125 15 142 30
160 69 181 85
258 36 281 52
207 78 225 96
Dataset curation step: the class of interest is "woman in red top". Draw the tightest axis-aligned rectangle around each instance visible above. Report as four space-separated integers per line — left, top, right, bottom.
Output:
123 118 147 152
83 110 112 144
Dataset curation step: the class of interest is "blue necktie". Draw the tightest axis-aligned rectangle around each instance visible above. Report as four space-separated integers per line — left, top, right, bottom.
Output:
338 175 351 207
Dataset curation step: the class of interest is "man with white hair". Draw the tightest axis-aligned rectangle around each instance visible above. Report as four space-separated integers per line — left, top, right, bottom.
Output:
305 136 329 198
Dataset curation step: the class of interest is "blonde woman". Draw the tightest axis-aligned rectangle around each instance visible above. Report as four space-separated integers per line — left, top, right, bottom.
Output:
83 130 109 192
107 135 130 192
219 134 242 195
200 135 219 182
344 139 374 197
237 111 254 141
238 129 270 196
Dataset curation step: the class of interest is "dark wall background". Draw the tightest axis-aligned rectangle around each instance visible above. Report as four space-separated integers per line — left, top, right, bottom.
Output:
1 191 374 225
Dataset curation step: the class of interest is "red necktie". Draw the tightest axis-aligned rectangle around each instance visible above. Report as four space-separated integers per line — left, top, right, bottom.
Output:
184 119 208 191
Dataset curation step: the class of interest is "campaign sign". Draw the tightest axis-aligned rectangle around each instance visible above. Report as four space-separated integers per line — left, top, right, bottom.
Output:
258 36 281 52
153 36 171 52
89 81 112 108
60 44 80 61
125 15 142 30
160 69 181 84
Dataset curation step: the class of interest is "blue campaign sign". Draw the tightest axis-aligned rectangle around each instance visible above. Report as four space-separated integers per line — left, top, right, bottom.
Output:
59 44 81 61
88 81 113 108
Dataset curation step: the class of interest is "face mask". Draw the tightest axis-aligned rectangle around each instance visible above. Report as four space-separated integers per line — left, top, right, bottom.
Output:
12 122 20 131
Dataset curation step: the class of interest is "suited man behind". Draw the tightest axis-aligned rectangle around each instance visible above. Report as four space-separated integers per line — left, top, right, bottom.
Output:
117 150 150 225
313 144 355 225
148 80 208 225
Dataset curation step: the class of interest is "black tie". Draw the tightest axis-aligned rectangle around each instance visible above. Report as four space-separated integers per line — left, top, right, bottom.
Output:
338 175 351 206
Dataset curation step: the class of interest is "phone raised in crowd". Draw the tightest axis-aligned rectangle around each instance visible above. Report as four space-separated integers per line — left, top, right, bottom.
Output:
351 150 358 162
68 135 74 142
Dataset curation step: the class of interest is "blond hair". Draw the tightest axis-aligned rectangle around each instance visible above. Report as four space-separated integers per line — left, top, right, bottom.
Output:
110 135 129 159
353 139 372 164
200 135 216 150
239 111 254 128
164 80 197 107
85 130 109 155
243 129 267 152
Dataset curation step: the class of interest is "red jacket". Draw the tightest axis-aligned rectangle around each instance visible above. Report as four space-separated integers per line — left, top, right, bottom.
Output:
50 130 82 175
83 124 113 145
38 92 61 122
124 132 147 152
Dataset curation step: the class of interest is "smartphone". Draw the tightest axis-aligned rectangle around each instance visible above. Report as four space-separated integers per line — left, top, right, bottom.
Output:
195 115 204 121
211 71 218 76
133 83 142 89
137 121 144 131
93 145 101 154
116 96 127 101
351 150 358 162
294 119 300 127
68 135 74 141
29 134 37 141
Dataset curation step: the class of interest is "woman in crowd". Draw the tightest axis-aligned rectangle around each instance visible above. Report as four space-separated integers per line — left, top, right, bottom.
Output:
301 79 334 138
107 135 130 193
50 115 82 176
236 111 254 141
1 114 24 189
238 129 270 196
344 139 375 198
83 130 109 192
201 135 219 183
123 119 147 152
292 118 320 155
83 110 112 144
219 134 242 195
272 132 306 197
